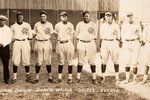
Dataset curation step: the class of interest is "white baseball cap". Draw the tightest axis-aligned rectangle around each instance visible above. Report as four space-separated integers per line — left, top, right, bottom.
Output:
0 15 8 20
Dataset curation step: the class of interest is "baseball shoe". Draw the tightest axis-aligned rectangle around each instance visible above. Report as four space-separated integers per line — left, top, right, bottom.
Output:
92 79 98 85
55 79 62 83
67 79 73 84
48 78 53 83
11 79 17 84
75 78 80 83
101 77 106 83
124 79 130 84
4 80 10 85
26 74 31 82
31 79 39 84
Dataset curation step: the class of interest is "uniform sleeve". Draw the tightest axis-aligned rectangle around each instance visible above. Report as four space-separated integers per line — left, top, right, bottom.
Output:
116 24 121 40
33 23 38 35
99 24 103 40
28 24 33 39
120 24 125 42
11 25 15 41
70 23 75 36
142 25 148 43
3 27 12 47
137 25 142 41
50 23 54 34
74 23 80 37
93 23 98 39
54 24 58 34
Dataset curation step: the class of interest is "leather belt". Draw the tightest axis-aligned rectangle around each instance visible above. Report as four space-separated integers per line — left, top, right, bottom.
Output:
103 39 114 41
15 39 26 41
80 40 91 43
125 38 139 42
36 39 49 42
60 40 69 43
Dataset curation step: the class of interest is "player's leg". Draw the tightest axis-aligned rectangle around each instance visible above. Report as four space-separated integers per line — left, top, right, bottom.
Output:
131 41 140 83
22 40 31 82
56 43 65 83
66 41 75 84
111 41 120 83
87 41 98 84
33 41 43 83
76 41 85 82
44 41 53 83
1 45 10 84
12 41 21 83
100 41 109 82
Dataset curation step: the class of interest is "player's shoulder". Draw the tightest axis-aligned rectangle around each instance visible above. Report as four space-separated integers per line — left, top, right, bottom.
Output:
76 21 83 26
34 21 41 26
67 21 74 26
4 25 11 30
23 22 31 27
46 21 53 26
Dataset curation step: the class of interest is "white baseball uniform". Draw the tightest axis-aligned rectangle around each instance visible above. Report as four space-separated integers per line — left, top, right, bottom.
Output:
55 21 74 65
11 22 32 66
75 21 97 65
34 21 53 66
143 25 150 66
100 22 120 64
121 22 142 67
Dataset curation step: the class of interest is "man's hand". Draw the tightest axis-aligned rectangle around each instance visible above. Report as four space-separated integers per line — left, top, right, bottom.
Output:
140 41 145 46
119 41 123 48
0 43 3 47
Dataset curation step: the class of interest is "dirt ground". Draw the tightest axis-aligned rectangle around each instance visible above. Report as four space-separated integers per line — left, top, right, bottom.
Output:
0 51 146 100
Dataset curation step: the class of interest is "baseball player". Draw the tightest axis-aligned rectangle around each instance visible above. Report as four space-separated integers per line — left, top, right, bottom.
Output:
0 15 12 84
75 10 98 84
55 11 75 84
141 24 150 84
32 11 54 83
11 12 32 83
121 13 142 84
100 12 120 84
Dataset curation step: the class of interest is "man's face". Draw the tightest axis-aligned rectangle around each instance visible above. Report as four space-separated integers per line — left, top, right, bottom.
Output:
83 13 90 23
0 19 6 26
40 14 47 23
17 15 23 24
105 14 113 23
127 15 133 23
60 15 68 22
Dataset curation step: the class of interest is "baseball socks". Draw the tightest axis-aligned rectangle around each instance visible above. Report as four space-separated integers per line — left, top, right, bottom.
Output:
114 64 120 83
76 65 83 83
46 65 53 83
142 66 149 84
124 67 130 84
133 67 138 83
57 65 63 83
101 64 106 83
90 65 98 84
33 65 41 83
25 66 30 82
12 65 18 83
68 65 73 84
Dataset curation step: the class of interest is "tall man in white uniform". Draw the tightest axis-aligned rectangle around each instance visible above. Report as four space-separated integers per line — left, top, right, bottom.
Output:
55 11 75 84
75 10 98 84
100 12 120 83
0 15 12 84
33 11 54 83
121 13 142 84
11 12 32 83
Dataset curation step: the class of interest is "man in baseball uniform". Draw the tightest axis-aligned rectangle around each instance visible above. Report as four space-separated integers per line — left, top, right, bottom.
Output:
141 24 150 84
55 11 74 84
0 15 12 84
33 11 53 83
75 10 98 84
11 12 32 83
100 12 120 84
121 13 142 84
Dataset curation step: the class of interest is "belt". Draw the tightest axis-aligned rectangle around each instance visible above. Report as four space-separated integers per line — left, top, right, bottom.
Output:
15 39 26 41
103 39 114 41
125 38 139 42
59 40 69 43
80 40 91 43
36 39 49 42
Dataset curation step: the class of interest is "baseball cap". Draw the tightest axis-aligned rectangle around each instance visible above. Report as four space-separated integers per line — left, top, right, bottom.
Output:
0 15 7 20
40 11 47 16
16 12 23 17
60 11 67 16
82 10 90 16
105 12 112 16
126 12 133 17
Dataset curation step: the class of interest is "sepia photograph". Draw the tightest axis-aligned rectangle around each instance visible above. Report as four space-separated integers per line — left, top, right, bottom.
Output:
0 0 150 100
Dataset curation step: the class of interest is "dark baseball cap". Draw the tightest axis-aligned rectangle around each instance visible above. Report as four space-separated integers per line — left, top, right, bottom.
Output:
16 12 23 17
60 11 67 16
40 11 47 16
105 12 112 16
82 10 90 16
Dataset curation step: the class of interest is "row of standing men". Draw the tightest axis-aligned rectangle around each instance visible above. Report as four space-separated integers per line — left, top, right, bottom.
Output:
0 10 149 85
